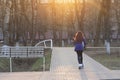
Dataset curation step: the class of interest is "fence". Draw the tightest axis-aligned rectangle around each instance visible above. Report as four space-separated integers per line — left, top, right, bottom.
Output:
86 47 120 55
0 46 45 72
0 39 53 72
35 39 53 49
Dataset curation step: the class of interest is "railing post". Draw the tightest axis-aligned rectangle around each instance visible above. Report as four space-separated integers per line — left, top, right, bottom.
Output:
10 47 11 57
51 39 53 49
43 52 45 71
44 42 46 48
10 57 12 72
9 48 12 72
27 47 28 57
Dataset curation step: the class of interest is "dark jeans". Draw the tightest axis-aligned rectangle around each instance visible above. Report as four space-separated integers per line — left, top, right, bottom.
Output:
76 51 83 64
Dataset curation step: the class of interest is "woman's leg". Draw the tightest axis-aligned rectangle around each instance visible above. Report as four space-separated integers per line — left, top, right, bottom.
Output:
76 51 83 67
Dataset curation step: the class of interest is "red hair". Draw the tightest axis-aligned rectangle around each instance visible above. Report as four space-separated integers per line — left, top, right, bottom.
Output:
74 31 84 43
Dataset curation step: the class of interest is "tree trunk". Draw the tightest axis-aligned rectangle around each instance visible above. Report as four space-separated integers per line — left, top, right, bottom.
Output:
114 0 120 40
3 1 11 45
75 0 86 31
51 0 57 46
103 0 111 42
94 0 111 46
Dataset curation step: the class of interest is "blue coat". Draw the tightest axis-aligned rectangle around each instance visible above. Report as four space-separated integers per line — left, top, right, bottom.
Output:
74 39 86 51
74 43 84 51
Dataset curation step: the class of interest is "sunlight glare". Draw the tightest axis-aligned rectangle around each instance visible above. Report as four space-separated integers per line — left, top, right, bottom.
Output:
55 0 75 3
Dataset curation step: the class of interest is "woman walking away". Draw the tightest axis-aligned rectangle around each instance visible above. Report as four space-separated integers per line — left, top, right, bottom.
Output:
73 31 86 69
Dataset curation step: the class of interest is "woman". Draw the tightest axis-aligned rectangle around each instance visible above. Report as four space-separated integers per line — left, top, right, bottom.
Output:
73 31 86 69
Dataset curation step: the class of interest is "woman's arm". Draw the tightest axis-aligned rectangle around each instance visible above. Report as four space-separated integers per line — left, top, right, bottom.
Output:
83 38 86 49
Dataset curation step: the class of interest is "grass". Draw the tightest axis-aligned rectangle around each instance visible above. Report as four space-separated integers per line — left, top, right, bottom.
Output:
0 58 9 72
85 51 120 70
0 49 52 72
31 49 52 71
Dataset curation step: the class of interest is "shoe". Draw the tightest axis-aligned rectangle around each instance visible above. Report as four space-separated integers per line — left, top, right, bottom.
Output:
78 66 84 69
78 64 84 69
79 66 82 69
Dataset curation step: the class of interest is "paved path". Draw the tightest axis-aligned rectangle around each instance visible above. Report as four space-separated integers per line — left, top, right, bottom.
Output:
0 47 120 80
50 47 120 80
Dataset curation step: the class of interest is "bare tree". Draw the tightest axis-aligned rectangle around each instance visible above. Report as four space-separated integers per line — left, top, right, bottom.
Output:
51 0 57 45
1 0 118 47
94 0 112 46
114 0 120 40
75 0 86 31
3 0 11 45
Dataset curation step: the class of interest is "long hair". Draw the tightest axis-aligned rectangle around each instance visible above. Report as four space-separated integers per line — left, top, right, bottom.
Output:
74 31 84 43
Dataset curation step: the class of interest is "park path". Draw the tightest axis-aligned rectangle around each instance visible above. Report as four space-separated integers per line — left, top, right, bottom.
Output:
48 47 120 80
0 47 120 80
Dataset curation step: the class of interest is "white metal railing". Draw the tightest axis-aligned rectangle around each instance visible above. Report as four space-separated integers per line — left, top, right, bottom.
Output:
0 39 53 72
86 47 120 54
35 39 53 49
0 46 45 72
0 46 44 58
86 47 120 50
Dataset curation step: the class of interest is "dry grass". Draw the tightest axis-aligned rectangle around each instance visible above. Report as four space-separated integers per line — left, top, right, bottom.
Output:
85 51 120 70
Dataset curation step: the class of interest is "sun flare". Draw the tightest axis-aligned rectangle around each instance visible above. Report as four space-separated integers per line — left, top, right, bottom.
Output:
55 0 86 3
55 0 75 3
